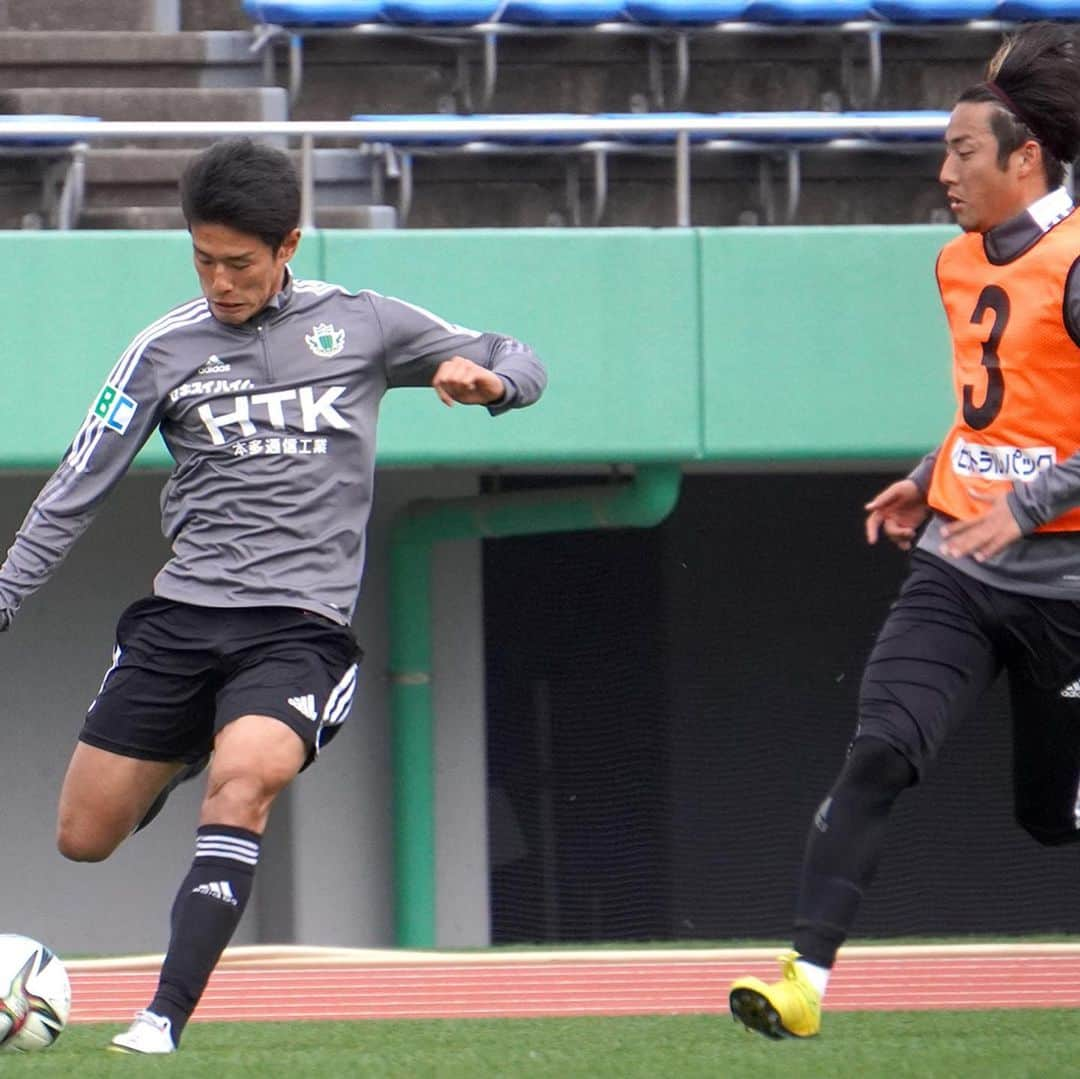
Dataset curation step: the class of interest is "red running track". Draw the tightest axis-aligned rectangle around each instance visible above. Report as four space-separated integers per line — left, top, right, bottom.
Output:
66 948 1080 1024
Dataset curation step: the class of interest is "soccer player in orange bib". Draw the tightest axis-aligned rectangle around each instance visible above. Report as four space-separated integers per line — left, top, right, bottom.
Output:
730 22 1080 1039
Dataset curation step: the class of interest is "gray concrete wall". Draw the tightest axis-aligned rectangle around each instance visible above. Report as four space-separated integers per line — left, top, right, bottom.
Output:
0 468 488 957
0 0 179 31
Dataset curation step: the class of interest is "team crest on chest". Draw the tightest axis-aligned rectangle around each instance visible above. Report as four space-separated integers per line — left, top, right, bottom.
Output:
305 322 345 358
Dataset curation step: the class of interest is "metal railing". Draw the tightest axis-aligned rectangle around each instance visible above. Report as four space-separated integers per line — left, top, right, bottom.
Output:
250 18 1019 112
0 113 950 229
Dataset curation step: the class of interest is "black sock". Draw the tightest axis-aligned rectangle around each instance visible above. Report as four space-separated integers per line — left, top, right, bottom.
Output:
148 824 261 1045
793 738 915 968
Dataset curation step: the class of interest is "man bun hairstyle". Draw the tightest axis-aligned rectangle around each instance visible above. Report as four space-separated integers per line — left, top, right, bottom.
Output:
180 138 301 252
958 21 1080 189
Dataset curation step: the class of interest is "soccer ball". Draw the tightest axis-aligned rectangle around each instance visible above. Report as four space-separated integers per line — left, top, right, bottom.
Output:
0 935 71 1052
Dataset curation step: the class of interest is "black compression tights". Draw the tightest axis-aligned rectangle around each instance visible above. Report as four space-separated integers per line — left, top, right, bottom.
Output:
792 737 916 969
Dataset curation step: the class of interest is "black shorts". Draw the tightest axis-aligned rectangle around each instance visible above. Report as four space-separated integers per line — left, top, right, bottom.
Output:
858 551 1080 841
81 596 363 768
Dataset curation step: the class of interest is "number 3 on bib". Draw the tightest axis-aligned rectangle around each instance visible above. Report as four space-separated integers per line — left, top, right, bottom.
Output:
962 285 1009 431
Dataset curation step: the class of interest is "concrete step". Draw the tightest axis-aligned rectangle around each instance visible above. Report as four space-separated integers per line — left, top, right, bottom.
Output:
314 205 397 228
71 147 391 230
0 0 179 31
182 0 249 31
0 86 287 123
79 204 397 229
82 146 377 200
0 148 79 229
79 205 188 230
0 32 260 90
103 145 374 180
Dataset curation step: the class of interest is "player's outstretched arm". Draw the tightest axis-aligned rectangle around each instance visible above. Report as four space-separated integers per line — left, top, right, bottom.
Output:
370 293 546 411
0 345 164 625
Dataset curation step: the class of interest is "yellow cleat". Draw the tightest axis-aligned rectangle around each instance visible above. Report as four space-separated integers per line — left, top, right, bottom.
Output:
729 951 822 1039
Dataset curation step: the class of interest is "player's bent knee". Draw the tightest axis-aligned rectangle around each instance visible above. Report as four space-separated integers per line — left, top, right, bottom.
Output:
55 800 131 862
837 736 917 799
200 773 281 832
55 822 121 863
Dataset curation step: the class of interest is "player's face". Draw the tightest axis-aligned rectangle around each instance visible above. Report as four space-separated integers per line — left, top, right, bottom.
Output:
939 101 1033 234
191 221 300 325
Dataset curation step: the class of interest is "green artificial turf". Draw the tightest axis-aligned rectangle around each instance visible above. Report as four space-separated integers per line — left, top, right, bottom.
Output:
4 1010 1074 1078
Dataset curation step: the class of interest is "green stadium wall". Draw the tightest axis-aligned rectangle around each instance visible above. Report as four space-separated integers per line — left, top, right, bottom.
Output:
4 228 956 470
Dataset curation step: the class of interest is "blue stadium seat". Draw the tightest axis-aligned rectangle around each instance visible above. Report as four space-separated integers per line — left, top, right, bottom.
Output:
698 109 949 138
352 110 949 226
594 110 949 140
593 110 924 142
843 109 951 137
381 0 500 24
351 112 599 142
351 109 950 142
870 1 999 19
354 110 723 145
596 111 713 140
743 0 875 20
0 115 100 145
244 0 1010 115
994 1 1080 15
242 0 385 24
625 0 751 23
706 109 858 138
497 1 627 23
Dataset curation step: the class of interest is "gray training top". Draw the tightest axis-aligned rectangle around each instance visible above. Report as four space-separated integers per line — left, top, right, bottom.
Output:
909 187 1080 599
0 269 547 624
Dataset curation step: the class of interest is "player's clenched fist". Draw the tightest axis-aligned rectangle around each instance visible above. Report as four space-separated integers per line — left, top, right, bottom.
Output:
432 356 506 407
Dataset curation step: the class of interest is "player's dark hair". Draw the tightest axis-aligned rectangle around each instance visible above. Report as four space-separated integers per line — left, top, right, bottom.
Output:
957 22 1080 190
180 138 300 252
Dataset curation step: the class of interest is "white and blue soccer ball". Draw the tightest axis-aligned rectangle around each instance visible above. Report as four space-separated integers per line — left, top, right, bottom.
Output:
0 934 71 1051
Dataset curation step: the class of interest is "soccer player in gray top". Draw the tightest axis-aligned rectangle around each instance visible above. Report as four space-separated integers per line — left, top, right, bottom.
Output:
0 138 547 1053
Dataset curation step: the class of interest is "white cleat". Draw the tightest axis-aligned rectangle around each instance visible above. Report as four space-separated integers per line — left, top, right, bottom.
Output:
108 1009 176 1054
